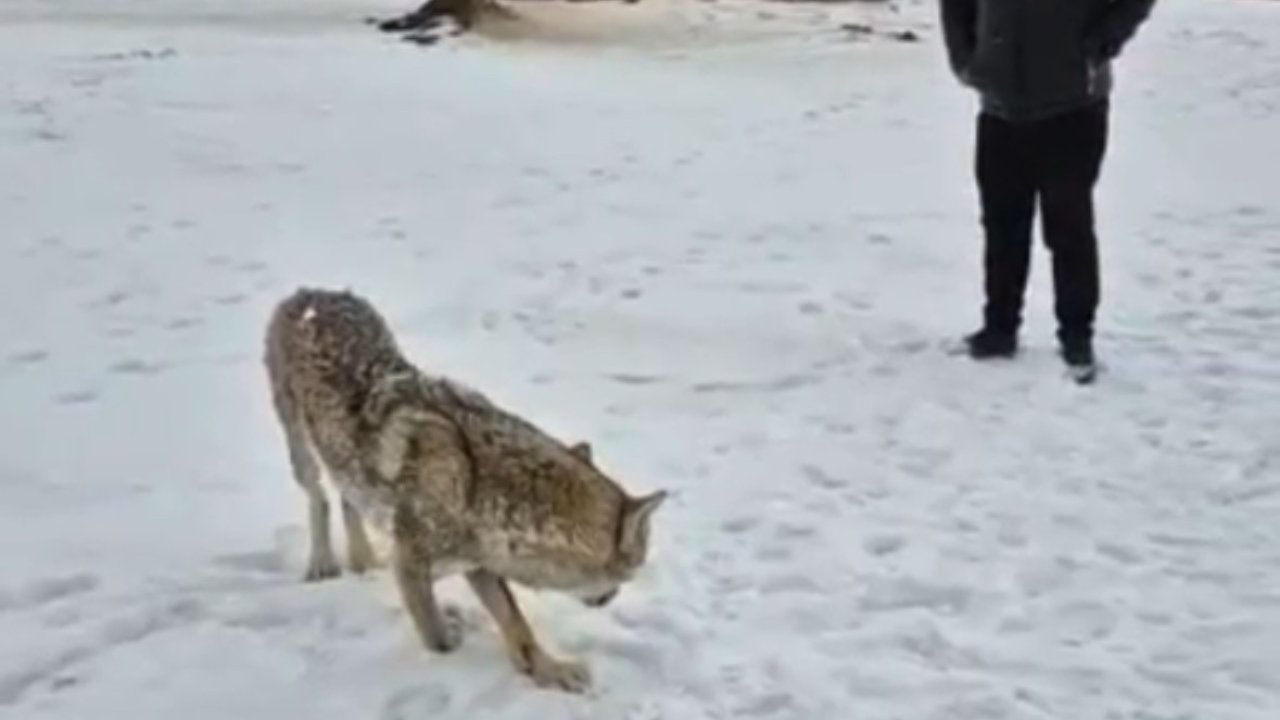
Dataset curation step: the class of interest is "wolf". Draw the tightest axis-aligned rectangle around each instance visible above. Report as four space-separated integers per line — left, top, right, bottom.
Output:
262 287 667 692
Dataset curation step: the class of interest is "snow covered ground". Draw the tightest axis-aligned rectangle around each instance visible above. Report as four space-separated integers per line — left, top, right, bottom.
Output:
2 0 1279 717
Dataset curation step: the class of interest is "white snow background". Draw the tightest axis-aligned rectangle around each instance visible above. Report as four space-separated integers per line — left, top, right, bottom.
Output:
1 0 1278 718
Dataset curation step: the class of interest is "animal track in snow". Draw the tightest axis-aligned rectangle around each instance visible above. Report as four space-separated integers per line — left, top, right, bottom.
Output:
7 349 48 366
0 574 99 613
108 359 165 376
54 389 99 406
89 290 131 309
1016 557 1079 598
610 606 698 646
773 521 816 542
374 217 407 241
0 599 204 706
1221 660 1280 695
757 572 822 596
380 684 453 719
732 691 794 717
797 300 825 316
221 606 312 633
801 464 846 490
1053 601 1119 645
213 550 288 576
690 372 818 395
863 534 907 556
1211 481 1280 506
1095 541 1144 565
807 414 857 436
892 620 985 670
165 317 203 330
858 576 973 615
1147 532 1220 549
606 372 665 386
753 544 792 563
721 516 761 534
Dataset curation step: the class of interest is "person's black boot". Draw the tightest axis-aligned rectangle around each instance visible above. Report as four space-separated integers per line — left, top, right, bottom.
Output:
1060 334 1097 384
963 327 1018 359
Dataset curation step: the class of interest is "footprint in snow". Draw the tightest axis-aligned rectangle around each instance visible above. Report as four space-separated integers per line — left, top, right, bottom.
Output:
858 576 973 615
90 290 131 309
721 516 761 534
165 317 203 331
863 534 907 556
733 691 794 717
801 464 846 490
380 684 452 720
1222 661 1280 694
797 300 825 316
7 349 49 366
108 359 165 376
212 549 288 577
55 389 99 406
1095 541 1143 565
606 373 665 386
1053 601 1118 645
758 572 822 596
0 573 99 613
754 544 793 563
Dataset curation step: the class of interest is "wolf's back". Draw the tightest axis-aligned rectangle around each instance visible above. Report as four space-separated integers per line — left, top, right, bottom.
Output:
267 287 411 396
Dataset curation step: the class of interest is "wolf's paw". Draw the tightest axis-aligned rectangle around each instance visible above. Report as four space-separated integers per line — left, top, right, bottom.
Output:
427 605 465 653
303 553 341 582
529 655 592 693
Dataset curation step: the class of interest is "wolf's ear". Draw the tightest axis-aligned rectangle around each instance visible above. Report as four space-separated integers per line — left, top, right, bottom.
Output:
569 440 593 463
632 489 668 517
619 490 668 557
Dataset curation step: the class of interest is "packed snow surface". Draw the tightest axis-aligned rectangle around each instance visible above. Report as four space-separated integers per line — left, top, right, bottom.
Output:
2 0 1278 718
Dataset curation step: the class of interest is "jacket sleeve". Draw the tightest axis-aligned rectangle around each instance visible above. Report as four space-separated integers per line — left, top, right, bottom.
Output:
939 0 978 84
1088 0 1158 61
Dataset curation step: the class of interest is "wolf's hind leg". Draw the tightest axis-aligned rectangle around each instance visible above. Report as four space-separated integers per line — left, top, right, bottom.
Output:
270 384 340 582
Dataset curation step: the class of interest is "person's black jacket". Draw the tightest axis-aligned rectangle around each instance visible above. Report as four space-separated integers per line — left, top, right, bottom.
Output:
940 0 1157 122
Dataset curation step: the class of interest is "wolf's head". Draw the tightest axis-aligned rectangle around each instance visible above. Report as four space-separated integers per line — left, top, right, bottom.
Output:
564 441 668 608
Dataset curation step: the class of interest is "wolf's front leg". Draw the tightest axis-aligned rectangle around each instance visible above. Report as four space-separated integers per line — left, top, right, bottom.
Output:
342 500 378 574
391 527 463 654
466 569 591 693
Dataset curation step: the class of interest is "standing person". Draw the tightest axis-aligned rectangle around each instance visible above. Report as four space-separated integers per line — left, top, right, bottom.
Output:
940 0 1157 382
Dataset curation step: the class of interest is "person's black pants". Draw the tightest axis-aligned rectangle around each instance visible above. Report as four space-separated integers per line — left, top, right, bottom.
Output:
975 100 1109 344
